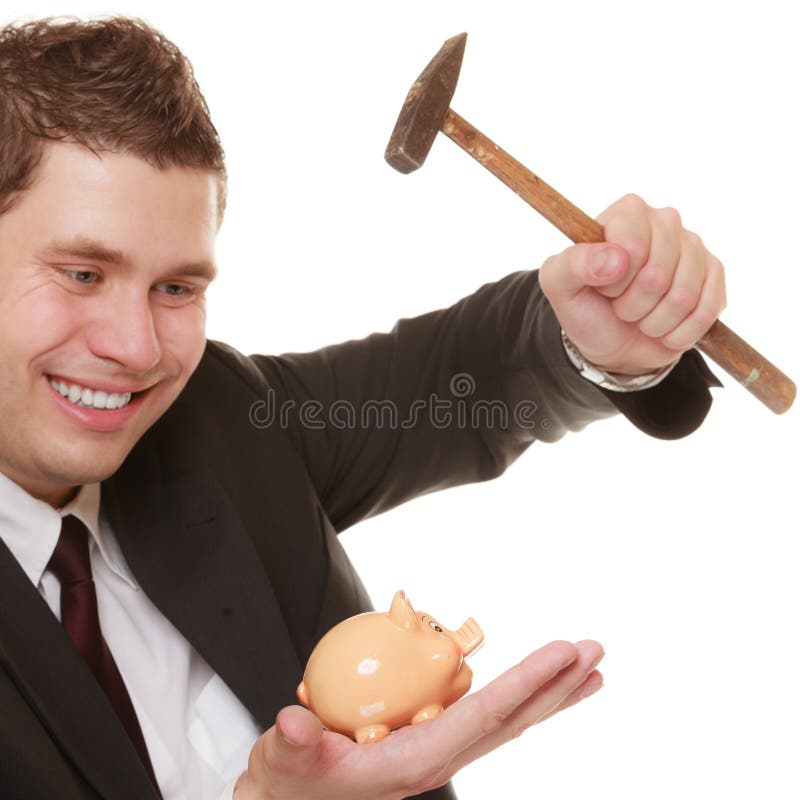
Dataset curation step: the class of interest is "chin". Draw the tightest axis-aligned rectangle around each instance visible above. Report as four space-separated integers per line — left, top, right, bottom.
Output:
34 446 132 491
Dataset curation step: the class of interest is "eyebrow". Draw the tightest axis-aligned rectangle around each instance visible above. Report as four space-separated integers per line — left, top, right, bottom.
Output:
41 236 218 281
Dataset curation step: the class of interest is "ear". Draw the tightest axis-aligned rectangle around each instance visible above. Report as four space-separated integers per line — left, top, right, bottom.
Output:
389 590 419 631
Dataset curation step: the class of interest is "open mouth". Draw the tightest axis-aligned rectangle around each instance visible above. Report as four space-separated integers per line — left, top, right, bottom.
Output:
48 377 141 411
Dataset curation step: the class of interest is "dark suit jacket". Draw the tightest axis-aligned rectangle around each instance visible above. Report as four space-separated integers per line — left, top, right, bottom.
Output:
0 271 719 799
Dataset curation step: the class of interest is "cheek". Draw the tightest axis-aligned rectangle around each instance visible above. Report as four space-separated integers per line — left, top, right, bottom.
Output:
4 288 84 360
155 305 207 371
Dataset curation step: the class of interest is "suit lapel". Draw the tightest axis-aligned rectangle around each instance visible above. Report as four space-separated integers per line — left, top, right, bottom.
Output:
102 442 303 730
0 445 300 798
0 539 160 800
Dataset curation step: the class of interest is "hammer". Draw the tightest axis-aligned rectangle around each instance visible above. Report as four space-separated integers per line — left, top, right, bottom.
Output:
385 33 796 415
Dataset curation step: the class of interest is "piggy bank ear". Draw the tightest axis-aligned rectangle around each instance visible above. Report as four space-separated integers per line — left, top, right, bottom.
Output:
389 590 419 630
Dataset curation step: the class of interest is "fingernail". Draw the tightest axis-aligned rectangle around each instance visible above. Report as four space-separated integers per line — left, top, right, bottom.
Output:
591 248 621 280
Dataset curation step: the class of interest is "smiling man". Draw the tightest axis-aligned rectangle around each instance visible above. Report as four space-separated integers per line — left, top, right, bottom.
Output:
0 144 219 506
0 17 722 800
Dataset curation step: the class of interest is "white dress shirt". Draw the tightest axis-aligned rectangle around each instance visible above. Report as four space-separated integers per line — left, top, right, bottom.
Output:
0 472 263 799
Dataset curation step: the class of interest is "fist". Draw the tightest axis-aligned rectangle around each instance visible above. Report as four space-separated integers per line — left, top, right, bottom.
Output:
539 194 727 375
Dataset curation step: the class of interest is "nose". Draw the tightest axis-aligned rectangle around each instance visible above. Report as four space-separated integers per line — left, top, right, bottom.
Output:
87 292 161 374
447 617 484 656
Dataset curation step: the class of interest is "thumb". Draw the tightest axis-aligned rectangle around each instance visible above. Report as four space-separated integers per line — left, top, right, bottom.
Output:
540 242 629 301
261 705 325 777
275 702 324 747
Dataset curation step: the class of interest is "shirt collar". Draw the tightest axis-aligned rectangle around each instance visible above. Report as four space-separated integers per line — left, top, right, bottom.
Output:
0 472 138 590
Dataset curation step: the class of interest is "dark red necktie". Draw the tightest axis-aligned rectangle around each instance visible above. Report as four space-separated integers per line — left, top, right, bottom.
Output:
49 515 162 797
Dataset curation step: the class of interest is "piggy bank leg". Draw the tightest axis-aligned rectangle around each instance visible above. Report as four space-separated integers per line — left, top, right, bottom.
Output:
411 704 444 724
354 724 391 744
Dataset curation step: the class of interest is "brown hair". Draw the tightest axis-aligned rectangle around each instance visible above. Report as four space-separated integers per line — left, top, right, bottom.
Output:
0 16 226 216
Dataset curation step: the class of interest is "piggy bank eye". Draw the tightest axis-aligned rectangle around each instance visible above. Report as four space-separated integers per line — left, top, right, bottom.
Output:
429 621 444 633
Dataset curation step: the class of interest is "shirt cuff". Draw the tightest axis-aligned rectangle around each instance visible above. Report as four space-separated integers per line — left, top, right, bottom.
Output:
561 330 679 393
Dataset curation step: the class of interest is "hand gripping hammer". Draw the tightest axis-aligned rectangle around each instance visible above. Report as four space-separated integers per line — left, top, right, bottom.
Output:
385 33 796 415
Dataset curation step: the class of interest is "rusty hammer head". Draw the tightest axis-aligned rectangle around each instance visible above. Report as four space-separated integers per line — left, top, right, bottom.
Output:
384 33 467 173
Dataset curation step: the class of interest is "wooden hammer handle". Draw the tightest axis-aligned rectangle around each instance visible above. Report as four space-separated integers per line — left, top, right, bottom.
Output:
442 108 796 414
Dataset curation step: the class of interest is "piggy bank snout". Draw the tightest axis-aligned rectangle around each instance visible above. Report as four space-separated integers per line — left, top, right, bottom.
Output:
448 616 484 656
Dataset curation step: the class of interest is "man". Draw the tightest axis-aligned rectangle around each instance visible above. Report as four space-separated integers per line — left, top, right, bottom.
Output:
0 17 722 800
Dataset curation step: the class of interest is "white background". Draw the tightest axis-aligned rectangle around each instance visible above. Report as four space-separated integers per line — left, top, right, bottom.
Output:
4 1 798 797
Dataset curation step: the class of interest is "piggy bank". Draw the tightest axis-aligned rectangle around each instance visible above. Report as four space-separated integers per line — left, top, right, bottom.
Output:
296 590 483 743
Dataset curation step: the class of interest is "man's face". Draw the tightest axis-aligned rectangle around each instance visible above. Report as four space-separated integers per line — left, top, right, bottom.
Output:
0 143 219 506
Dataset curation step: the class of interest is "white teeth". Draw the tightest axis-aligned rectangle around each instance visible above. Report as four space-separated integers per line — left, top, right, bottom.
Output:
92 391 108 409
49 378 135 410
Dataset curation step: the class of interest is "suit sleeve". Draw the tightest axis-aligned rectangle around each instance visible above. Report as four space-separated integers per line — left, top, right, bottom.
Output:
235 269 719 531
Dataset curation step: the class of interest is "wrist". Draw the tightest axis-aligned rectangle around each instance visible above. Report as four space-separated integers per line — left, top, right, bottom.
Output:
561 330 679 392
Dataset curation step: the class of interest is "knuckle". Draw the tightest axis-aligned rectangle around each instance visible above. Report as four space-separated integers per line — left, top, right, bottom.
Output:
603 194 647 228
638 264 670 296
684 229 703 248
658 205 682 228
666 286 697 315
620 192 646 210
481 711 508 735
508 722 531 742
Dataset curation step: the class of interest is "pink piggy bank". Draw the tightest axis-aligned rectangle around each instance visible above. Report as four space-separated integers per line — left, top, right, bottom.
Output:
296 590 484 743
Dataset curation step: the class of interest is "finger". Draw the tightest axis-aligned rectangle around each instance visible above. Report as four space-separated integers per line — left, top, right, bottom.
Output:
260 705 325 777
635 231 708 338
661 254 726 350
595 193 653 298
539 242 630 302
535 669 604 724
448 640 604 772
415 640 579 769
611 206 683 322
499 640 603 731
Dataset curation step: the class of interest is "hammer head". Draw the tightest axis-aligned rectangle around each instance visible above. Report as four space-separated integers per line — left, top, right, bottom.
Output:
384 33 467 174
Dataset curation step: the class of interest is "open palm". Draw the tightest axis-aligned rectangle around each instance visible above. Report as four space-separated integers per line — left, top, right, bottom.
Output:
235 639 604 800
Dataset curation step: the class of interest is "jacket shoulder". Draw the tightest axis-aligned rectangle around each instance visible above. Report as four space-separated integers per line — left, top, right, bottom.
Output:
185 339 273 399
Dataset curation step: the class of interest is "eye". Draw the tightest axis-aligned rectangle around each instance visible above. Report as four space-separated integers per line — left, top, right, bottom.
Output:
152 282 206 305
65 270 98 285
429 621 444 633
155 282 191 297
